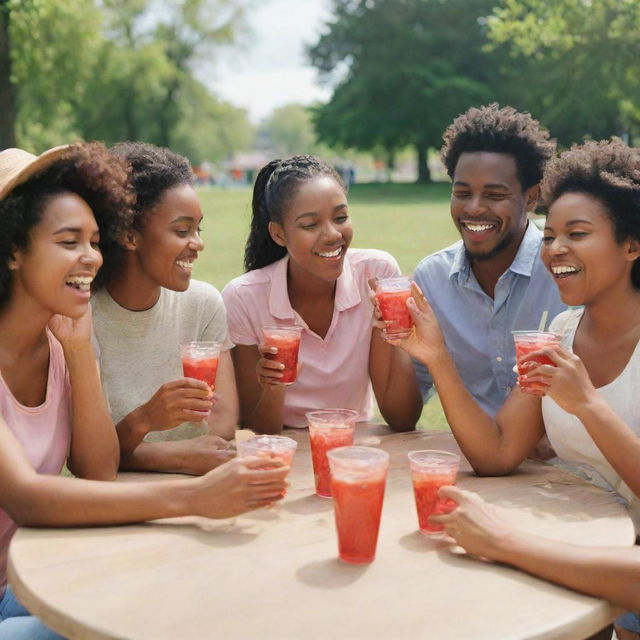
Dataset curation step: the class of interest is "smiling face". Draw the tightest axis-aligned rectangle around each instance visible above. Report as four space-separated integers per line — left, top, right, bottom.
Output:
12 192 102 318
542 192 639 306
451 152 536 262
129 183 204 292
268 175 353 285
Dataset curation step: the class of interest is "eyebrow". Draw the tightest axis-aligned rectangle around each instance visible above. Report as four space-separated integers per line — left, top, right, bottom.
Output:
453 181 511 190
294 204 348 221
53 227 81 235
544 219 595 231
170 216 200 224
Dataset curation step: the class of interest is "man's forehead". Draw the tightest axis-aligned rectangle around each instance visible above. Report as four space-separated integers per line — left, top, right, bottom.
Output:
453 151 519 185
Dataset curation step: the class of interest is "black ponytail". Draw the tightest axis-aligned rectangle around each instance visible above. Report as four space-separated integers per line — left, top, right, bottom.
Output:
243 155 346 272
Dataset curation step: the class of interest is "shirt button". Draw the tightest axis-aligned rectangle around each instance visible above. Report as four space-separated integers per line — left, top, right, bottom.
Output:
496 356 502 362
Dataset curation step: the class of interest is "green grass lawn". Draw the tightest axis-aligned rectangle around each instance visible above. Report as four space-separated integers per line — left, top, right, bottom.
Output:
194 182 458 430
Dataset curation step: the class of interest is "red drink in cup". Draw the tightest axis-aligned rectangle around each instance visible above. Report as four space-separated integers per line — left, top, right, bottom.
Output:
262 326 303 385
328 446 389 564
237 435 297 495
375 276 414 339
306 409 358 498
408 450 460 536
181 341 222 391
512 331 561 393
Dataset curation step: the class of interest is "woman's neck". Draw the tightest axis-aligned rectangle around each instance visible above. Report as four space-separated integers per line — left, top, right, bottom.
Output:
286 261 336 307
582 284 640 342
0 294 51 358
106 271 162 311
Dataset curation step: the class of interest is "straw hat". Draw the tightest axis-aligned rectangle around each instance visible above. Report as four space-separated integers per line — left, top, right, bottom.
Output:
0 145 71 201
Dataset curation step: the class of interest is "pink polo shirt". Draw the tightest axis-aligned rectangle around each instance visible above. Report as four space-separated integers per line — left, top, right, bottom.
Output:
0 331 71 595
222 248 400 428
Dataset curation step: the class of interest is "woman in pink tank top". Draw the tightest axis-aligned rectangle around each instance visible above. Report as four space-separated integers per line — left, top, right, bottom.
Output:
0 145 288 639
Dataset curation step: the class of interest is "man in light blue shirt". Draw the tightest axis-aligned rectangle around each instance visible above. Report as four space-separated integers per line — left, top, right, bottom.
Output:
413 104 566 417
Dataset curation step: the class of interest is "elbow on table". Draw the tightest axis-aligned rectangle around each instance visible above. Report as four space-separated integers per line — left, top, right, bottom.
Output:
386 418 417 433
469 460 516 478
67 459 118 482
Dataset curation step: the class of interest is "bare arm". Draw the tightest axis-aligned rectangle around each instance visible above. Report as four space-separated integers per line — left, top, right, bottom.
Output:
49 312 118 481
0 416 288 526
527 347 640 500
395 284 545 474
368 328 422 431
433 487 640 611
231 344 286 434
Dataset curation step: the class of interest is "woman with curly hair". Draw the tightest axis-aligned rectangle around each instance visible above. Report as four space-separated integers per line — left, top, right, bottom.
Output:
222 155 421 433
0 144 288 639
91 142 239 475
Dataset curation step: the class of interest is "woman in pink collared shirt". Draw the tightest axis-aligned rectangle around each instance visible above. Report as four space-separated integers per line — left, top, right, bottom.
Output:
222 155 422 433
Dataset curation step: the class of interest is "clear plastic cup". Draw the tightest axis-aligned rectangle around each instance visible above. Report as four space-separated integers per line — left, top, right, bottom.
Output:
408 450 460 536
512 331 560 394
306 408 358 498
375 276 414 339
262 326 303 385
237 435 297 495
328 446 389 564
181 341 222 391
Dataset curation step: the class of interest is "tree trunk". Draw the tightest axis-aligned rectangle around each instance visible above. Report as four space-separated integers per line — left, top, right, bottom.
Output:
416 142 431 183
0 0 17 149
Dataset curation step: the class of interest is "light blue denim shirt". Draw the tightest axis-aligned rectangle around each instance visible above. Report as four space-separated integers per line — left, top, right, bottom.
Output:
413 221 566 417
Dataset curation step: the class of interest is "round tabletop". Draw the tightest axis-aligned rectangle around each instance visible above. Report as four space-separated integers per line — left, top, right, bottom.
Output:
8 428 635 640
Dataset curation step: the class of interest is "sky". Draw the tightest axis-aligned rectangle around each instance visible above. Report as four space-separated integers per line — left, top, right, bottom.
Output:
210 0 334 123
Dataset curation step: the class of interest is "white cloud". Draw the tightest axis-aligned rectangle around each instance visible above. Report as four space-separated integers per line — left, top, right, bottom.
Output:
207 0 333 122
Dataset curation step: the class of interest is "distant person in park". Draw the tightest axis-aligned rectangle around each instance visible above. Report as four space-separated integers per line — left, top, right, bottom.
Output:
92 142 238 475
398 139 640 639
222 155 421 433
432 486 640 617
411 104 565 421
0 144 287 639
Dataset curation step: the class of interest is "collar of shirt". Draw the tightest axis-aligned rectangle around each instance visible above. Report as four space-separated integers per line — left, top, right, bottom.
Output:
268 253 362 320
449 221 542 283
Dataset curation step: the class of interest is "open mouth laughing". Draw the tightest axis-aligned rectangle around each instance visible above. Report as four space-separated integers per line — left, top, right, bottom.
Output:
550 264 581 279
65 275 93 291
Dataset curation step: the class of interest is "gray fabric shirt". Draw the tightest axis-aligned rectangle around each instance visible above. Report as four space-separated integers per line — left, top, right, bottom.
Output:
91 279 232 441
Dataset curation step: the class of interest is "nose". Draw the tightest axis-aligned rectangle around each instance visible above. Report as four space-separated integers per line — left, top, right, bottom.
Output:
322 220 342 243
80 244 103 269
461 195 487 216
189 230 205 252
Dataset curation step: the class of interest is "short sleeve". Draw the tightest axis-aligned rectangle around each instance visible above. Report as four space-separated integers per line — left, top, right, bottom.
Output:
222 283 261 346
365 250 402 281
200 286 234 351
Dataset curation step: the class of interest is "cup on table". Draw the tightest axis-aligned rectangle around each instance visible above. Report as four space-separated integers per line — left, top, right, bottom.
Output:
327 446 389 564
236 434 298 495
408 450 460 536
306 408 359 498
375 276 414 339
262 326 303 385
181 341 222 391
512 331 561 394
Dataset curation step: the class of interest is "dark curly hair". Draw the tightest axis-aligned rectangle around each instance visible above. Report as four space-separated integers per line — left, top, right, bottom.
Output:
98 142 194 286
245 155 346 271
0 142 134 306
542 139 640 289
441 103 557 191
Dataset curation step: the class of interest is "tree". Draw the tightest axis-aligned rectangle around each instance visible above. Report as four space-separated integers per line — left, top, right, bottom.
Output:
262 104 318 156
486 0 640 144
309 0 503 182
0 0 16 148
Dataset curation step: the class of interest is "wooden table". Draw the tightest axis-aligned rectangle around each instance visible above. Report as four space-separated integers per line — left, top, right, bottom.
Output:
8 427 635 640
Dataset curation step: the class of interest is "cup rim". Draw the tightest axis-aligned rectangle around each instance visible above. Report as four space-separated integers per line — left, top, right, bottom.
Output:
511 330 560 339
262 325 303 335
327 445 389 464
238 434 298 453
305 408 359 426
407 449 460 467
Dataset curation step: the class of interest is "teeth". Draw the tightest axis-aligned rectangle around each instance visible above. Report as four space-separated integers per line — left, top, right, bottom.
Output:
176 260 194 270
464 223 494 232
66 276 93 291
552 265 579 274
317 248 341 258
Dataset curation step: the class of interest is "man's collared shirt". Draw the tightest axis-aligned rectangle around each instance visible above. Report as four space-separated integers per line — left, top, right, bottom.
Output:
413 222 566 416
